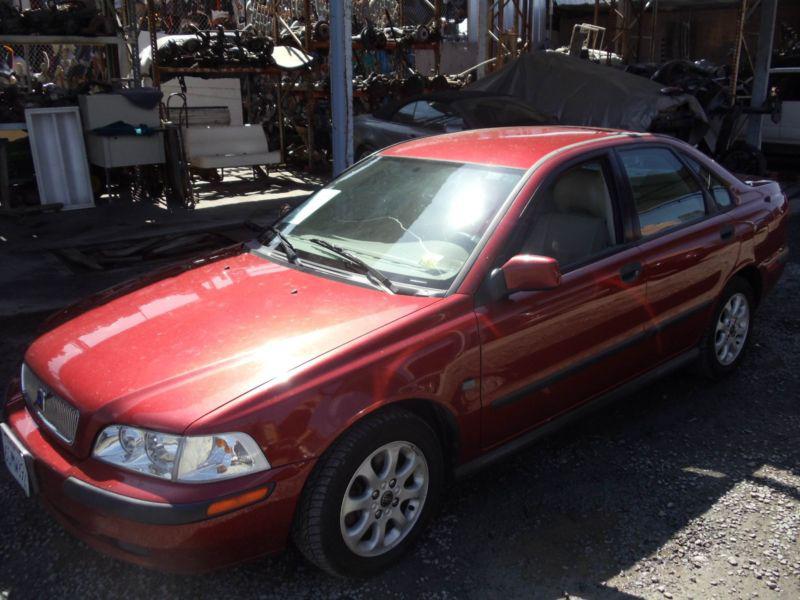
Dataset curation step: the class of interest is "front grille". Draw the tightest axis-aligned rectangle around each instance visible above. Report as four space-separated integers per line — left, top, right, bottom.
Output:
21 364 80 444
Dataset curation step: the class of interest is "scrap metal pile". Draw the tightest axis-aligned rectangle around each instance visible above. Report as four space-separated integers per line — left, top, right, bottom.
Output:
0 0 116 36
354 71 454 105
625 58 779 174
155 26 275 69
277 20 439 50
250 3 465 166
774 22 800 66
470 49 777 175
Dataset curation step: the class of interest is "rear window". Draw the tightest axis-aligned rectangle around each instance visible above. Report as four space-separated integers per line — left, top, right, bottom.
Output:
683 155 734 209
619 148 706 238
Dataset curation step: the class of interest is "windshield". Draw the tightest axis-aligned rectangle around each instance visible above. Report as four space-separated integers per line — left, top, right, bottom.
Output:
262 157 524 294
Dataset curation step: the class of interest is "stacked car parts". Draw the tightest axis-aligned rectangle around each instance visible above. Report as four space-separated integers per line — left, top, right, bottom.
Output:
156 27 275 70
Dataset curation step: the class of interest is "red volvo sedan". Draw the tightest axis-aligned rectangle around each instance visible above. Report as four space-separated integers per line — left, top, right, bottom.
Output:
2 127 789 576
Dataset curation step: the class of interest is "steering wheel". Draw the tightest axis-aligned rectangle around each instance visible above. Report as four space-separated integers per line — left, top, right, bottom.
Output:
443 229 477 252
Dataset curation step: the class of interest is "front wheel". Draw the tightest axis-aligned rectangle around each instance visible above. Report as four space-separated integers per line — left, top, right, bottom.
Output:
293 408 443 577
698 277 755 379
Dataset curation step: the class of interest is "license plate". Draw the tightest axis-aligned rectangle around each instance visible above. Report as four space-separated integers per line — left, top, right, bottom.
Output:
1 423 34 497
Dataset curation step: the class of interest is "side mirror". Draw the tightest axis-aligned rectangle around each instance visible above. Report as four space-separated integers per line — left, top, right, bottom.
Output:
501 254 561 293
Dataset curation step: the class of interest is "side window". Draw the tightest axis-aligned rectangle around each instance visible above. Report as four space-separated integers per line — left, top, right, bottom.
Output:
684 154 734 209
392 101 419 124
619 148 706 238
519 160 617 268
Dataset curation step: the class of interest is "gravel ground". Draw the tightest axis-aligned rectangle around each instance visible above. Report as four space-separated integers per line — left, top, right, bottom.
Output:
1 216 798 600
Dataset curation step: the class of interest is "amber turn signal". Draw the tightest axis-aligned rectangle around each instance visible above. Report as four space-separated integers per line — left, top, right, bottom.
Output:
207 485 272 517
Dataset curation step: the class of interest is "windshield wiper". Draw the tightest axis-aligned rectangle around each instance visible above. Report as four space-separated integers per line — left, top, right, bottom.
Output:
307 238 396 294
268 227 300 263
250 222 300 264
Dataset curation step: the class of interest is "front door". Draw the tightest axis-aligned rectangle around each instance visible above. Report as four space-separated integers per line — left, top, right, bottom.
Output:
477 155 652 448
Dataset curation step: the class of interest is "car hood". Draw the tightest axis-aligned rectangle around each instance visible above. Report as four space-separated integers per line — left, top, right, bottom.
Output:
24 249 437 452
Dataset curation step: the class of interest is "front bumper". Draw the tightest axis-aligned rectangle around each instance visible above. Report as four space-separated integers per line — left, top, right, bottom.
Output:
3 396 314 573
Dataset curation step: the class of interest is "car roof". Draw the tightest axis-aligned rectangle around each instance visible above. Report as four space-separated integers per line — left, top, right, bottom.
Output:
379 126 636 170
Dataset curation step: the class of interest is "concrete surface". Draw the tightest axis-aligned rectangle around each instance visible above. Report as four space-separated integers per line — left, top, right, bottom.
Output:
0 169 320 316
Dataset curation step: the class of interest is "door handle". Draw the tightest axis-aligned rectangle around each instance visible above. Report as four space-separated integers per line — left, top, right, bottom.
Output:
720 224 734 240
620 261 642 283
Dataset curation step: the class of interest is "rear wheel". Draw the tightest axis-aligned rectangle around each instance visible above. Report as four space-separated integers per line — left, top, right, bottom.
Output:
293 408 443 577
698 277 755 379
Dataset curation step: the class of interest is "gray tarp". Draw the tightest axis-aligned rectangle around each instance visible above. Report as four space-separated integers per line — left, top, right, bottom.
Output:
467 51 708 133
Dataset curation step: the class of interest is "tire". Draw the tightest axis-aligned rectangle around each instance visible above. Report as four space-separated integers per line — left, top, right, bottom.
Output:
698 277 755 379
292 408 444 577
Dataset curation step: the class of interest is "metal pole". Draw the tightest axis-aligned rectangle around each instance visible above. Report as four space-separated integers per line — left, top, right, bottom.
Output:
649 0 659 62
126 0 141 87
730 0 748 107
746 0 778 149
146 0 159 88
329 0 352 176
474 0 488 77
272 7 286 165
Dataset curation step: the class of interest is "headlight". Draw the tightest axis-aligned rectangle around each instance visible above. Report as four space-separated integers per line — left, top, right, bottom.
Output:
93 425 270 482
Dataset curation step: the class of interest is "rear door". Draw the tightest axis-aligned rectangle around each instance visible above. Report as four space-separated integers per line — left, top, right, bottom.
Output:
614 145 740 360
477 152 652 447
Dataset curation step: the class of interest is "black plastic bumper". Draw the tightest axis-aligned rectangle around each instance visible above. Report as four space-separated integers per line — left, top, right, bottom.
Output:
62 477 274 525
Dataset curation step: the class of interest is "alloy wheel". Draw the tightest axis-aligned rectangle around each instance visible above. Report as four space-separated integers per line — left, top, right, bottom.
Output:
339 441 429 558
714 292 750 366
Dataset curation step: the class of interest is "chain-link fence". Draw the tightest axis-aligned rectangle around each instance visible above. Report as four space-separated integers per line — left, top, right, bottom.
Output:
0 0 130 93
3 42 119 89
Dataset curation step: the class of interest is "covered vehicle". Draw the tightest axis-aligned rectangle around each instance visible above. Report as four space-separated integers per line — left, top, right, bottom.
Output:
353 90 554 159
468 50 708 144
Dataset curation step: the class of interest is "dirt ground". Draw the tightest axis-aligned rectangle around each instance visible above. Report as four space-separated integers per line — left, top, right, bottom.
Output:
0 198 798 600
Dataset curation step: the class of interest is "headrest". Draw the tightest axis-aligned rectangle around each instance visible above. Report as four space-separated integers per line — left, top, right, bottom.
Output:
552 167 609 220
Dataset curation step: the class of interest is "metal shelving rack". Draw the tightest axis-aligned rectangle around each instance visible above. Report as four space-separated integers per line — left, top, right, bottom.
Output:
143 0 444 171
0 34 126 88
144 0 292 164
251 0 444 170
486 0 535 72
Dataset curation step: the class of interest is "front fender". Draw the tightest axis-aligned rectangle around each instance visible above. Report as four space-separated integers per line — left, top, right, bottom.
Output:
185 295 483 468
